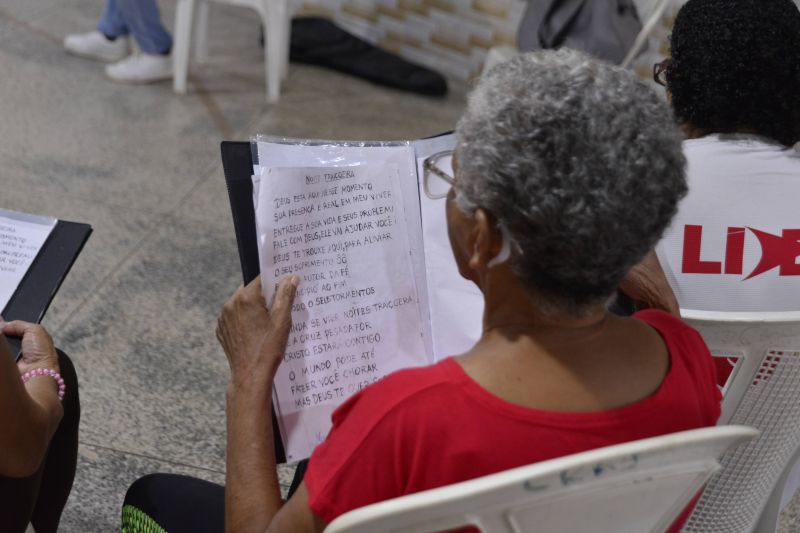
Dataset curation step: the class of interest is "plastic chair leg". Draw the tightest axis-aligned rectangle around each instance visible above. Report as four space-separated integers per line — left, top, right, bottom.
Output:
173 0 196 94
281 4 291 80
753 446 800 533
753 489 781 533
261 0 286 102
782 459 800 510
194 1 210 65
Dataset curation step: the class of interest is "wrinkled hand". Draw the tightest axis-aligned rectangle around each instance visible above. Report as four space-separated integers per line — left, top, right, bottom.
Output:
619 251 680 317
3 320 60 375
216 275 299 388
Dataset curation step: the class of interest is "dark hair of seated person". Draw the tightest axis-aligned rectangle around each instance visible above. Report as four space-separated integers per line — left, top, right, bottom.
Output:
667 0 800 147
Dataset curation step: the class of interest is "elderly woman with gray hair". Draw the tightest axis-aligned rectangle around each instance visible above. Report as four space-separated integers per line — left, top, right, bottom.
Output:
122 49 721 533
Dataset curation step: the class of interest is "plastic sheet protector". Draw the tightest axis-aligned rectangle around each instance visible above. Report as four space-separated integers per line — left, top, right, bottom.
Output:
252 134 483 461
414 136 484 359
0 209 57 312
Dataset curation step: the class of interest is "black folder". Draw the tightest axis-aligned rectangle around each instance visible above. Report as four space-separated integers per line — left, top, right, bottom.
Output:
3 219 92 358
220 141 288 464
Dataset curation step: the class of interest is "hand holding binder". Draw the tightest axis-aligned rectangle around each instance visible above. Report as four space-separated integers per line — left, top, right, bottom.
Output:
222 133 486 462
1 210 92 360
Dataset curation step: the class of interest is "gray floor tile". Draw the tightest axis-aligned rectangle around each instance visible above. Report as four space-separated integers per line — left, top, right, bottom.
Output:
0 47 212 216
0 0 105 61
55 214 243 471
171 166 237 225
0 0 59 29
60 443 225 533
780 490 800 533
0 178 155 332
248 73 464 141
0 8 249 215
59 443 297 532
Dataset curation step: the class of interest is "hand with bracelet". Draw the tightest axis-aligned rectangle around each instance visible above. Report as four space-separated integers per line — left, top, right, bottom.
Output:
10 320 65 401
0 320 64 478
0 319 79 533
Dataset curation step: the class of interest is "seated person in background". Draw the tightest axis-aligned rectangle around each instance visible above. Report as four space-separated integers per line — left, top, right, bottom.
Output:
649 0 800 511
0 321 80 533
122 49 720 533
653 0 800 314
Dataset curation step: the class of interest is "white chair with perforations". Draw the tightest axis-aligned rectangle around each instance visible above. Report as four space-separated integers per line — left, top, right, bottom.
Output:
172 0 290 103
679 311 800 533
322 426 757 533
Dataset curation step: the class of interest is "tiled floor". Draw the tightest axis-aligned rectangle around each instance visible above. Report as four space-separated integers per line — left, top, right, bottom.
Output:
2 2 799 531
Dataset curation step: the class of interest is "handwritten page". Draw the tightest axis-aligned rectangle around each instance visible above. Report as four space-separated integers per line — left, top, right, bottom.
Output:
0 209 57 312
253 142 433 356
255 163 429 461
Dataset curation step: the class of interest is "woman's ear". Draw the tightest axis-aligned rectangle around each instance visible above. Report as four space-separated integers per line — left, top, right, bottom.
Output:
468 208 503 271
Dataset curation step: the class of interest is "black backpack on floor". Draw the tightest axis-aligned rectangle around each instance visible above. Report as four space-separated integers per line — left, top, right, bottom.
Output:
289 17 448 97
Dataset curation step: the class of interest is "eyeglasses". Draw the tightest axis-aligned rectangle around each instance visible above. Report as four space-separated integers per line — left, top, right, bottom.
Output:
653 58 671 87
422 150 455 200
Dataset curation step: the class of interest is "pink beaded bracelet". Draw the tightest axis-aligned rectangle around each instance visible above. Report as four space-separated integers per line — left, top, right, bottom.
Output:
21 368 66 402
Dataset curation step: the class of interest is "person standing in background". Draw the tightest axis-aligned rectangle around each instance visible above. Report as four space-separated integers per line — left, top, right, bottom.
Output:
64 0 172 84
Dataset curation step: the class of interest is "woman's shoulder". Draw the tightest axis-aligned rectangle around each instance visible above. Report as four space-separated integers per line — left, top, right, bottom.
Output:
633 309 720 395
632 310 713 371
633 309 695 335
330 358 462 426
358 358 460 400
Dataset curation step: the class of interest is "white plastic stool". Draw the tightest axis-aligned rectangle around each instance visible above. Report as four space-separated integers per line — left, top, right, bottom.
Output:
173 0 290 103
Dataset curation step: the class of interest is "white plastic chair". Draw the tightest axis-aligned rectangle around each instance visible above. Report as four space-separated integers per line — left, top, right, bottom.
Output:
172 0 290 103
679 310 800 533
324 426 758 533
484 0 676 75
621 0 676 68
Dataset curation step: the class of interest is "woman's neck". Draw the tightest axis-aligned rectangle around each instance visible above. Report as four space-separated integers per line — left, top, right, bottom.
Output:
479 273 610 345
681 123 764 140
680 123 707 140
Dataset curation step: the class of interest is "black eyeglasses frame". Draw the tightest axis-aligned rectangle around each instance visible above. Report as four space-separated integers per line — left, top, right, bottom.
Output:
653 58 672 87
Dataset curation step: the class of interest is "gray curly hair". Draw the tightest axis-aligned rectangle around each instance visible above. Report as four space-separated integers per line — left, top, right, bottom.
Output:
455 49 687 314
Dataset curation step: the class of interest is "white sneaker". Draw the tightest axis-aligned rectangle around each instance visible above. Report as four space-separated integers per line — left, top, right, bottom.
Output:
105 53 172 84
64 30 129 62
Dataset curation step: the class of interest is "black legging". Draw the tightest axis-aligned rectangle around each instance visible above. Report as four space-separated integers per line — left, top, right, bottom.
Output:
0 350 81 533
122 460 308 533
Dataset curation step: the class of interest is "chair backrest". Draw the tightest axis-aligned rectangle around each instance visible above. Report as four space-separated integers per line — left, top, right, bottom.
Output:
324 426 757 533
622 0 674 68
681 311 800 532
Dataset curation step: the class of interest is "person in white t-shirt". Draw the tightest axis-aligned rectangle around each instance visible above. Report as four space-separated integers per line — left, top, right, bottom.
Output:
636 0 800 511
650 0 800 314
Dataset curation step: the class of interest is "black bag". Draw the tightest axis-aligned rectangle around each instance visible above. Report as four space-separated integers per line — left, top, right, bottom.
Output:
290 17 448 96
517 0 643 65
